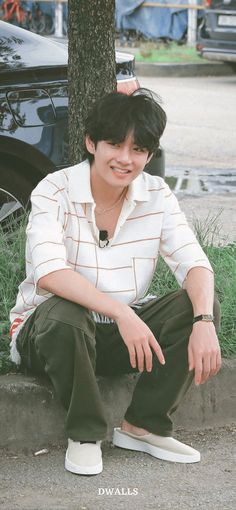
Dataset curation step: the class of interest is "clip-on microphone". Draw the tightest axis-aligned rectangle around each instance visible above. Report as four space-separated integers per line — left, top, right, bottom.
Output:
99 230 109 248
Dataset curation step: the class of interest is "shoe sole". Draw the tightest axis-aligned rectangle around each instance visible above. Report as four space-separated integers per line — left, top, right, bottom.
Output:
113 428 200 464
65 456 103 475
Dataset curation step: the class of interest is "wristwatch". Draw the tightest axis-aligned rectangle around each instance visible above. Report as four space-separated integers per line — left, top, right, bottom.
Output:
193 314 214 324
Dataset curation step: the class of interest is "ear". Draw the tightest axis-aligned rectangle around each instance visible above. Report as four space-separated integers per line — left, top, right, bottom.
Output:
85 135 96 155
146 153 153 165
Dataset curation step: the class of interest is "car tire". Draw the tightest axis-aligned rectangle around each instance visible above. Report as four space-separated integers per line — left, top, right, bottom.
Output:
0 159 32 227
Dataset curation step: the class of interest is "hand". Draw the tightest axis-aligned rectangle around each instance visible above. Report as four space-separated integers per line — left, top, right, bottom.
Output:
116 307 165 372
188 321 222 385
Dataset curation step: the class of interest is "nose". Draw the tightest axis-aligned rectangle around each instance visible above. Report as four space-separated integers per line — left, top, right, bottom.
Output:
115 142 132 165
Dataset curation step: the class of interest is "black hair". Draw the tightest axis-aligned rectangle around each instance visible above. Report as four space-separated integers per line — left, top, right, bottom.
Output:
83 88 167 162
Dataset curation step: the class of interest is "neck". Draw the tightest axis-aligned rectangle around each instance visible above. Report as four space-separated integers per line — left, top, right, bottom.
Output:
90 164 127 207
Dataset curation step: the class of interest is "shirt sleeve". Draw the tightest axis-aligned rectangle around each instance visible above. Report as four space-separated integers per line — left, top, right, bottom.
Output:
26 177 72 294
159 184 213 286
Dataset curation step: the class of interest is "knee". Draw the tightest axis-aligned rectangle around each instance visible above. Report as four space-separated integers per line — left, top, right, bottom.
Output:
170 289 193 320
38 296 96 339
158 290 193 343
35 298 96 367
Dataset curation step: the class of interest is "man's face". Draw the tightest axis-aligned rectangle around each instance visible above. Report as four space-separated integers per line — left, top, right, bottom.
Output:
86 132 152 189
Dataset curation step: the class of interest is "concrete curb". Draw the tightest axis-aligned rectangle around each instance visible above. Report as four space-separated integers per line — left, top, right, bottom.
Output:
51 37 235 78
0 358 235 450
134 61 235 77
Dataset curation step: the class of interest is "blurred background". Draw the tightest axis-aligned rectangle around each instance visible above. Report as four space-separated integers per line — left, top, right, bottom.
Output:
0 0 204 44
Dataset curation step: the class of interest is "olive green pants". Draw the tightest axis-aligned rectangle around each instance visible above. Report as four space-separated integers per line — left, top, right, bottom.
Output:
16 289 220 441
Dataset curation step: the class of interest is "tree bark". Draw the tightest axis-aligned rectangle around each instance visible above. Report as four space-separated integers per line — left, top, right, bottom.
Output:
68 0 116 165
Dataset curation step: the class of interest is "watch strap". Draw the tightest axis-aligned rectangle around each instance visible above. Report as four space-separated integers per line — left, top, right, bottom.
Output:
193 314 214 324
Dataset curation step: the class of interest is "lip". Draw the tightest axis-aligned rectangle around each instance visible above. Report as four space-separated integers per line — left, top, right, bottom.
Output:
111 167 131 175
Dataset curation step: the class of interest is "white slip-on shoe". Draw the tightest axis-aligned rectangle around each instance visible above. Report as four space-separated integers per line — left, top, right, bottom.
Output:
113 428 200 464
65 439 103 475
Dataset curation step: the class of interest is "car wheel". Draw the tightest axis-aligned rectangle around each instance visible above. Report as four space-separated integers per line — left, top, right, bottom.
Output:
0 161 32 230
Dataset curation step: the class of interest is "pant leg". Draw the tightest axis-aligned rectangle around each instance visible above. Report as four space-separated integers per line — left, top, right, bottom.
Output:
16 295 108 441
96 289 220 437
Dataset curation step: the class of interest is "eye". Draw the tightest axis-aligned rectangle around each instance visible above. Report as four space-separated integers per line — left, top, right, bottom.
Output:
134 146 147 153
107 141 120 147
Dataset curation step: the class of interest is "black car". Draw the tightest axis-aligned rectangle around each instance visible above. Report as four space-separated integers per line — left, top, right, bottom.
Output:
0 21 164 226
197 0 236 63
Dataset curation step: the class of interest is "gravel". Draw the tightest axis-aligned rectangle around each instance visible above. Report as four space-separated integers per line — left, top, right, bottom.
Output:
0 426 235 510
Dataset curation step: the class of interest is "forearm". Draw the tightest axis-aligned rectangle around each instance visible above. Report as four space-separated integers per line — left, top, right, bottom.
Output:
184 267 221 385
39 269 165 372
38 269 126 321
183 267 214 316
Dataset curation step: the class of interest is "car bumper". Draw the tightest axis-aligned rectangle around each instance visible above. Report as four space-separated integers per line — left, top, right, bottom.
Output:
197 8 236 63
197 24 236 62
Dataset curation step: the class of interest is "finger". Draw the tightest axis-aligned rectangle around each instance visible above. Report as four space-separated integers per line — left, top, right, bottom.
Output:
217 349 222 368
128 345 137 369
136 345 145 372
200 354 211 384
214 349 222 375
194 357 203 386
208 348 221 378
142 342 153 372
188 346 194 372
149 336 165 365
210 351 218 376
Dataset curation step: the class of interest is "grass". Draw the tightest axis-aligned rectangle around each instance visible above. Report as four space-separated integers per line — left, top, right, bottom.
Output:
0 212 235 374
0 215 28 374
135 41 203 63
149 243 236 358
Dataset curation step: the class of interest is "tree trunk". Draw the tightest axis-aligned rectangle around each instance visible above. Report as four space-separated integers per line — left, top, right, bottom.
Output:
68 0 116 165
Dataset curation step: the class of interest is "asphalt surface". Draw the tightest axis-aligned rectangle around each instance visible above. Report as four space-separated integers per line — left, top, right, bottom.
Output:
0 427 235 510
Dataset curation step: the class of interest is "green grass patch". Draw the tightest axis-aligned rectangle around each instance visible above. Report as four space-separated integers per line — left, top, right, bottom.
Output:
0 212 235 374
136 42 203 63
149 243 236 358
0 214 28 374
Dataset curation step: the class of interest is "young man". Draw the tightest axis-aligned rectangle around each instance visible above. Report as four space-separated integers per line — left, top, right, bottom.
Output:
10 89 221 475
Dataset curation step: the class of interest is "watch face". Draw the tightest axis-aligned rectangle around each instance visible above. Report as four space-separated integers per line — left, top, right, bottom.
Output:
193 314 214 323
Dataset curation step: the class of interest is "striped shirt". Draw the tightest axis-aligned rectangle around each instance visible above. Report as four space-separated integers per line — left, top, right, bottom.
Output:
10 160 212 363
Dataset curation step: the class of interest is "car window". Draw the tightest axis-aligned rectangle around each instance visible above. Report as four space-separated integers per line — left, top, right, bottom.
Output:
7 89 56 127
49 86 68 120
0 99 15 131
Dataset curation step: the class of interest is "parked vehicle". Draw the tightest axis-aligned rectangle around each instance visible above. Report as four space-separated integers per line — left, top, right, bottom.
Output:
0 21 164 227
197 0 236 63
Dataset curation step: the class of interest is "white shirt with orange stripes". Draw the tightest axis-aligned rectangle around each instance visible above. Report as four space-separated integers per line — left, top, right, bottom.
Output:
10 159 212 363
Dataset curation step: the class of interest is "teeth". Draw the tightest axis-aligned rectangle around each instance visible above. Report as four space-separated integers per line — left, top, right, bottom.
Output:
112 168 129 174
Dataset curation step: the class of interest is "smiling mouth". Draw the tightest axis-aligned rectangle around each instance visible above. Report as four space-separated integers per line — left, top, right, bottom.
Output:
111 167 131 174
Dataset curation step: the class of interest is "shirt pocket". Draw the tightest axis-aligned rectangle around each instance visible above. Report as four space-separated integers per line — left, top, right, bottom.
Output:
132 257 157 302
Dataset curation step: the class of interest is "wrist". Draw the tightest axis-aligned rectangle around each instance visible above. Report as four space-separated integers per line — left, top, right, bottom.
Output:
193 314 214 324
112 301 130 322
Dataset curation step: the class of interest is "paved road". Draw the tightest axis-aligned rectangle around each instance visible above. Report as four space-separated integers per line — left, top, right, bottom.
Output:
0 427 235 510
139 75 236 173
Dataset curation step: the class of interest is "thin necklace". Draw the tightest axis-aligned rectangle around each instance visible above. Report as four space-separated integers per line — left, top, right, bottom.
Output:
95 188 127 215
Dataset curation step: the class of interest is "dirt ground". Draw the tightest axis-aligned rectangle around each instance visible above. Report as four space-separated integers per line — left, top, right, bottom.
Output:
0 426 235 510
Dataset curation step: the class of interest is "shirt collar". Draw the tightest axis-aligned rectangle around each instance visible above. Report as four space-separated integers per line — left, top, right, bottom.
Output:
68 160 94 204
68 159 150 204
127 172 150 203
